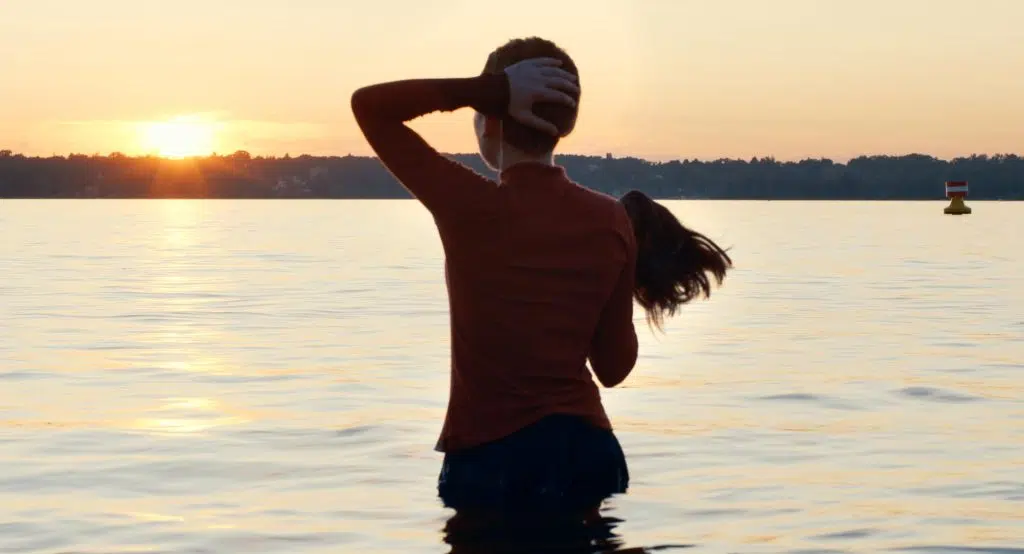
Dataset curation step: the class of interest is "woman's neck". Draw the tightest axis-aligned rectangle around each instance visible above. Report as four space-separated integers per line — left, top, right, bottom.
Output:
498 144 554 172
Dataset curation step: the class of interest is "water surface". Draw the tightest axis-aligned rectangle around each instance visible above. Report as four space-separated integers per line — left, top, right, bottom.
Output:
1 199 1022 553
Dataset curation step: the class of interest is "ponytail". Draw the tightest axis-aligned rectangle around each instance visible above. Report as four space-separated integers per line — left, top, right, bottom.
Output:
619 190 733 330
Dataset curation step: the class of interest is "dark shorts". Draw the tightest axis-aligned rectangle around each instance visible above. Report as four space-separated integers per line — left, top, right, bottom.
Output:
437 414 629 515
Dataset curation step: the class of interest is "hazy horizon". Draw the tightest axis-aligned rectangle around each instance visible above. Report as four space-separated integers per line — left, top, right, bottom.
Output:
3 0 1023 161
2 149 1022 165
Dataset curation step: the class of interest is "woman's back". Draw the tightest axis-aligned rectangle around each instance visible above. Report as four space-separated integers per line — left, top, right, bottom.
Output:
435 162 638 452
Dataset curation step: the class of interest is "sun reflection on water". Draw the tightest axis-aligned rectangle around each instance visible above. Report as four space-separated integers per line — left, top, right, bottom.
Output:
131 397 249 436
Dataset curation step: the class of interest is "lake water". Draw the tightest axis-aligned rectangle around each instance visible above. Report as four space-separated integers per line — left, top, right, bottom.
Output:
1 199 1022 554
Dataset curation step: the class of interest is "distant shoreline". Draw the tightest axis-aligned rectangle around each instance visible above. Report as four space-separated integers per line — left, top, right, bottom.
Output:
2 152 1021 200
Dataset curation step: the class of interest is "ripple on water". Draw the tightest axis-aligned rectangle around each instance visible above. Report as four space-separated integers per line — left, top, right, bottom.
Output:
752 392 863 411
907 480 1024 501
892 544 1024 548
0 370 59 382
896 386 984 403
812 528 879 540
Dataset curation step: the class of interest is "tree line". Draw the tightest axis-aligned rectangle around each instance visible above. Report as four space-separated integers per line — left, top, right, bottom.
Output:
0 150 1020 200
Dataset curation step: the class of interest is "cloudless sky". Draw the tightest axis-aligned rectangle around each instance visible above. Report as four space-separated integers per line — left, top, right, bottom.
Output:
2 0 1022 160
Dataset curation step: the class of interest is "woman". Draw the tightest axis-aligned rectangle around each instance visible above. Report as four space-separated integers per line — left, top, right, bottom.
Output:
350 37 732 525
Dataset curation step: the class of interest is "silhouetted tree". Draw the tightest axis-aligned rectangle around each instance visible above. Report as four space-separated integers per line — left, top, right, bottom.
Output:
0 152 1020 200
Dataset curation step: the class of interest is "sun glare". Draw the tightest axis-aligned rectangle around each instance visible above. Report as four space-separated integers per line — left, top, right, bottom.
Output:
140 116 217 159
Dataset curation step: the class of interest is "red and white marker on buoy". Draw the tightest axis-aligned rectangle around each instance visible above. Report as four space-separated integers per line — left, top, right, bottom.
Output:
944 181 972 215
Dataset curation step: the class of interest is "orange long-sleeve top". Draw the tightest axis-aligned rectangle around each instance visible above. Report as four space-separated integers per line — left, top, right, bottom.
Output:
351 72 638 452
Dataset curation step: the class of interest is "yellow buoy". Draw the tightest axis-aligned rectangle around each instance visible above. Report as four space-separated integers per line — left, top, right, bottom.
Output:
944 181 972 215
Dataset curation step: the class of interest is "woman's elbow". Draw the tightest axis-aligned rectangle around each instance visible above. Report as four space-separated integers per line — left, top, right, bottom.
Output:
350 88 367 118
596 370 627 388
592 348 638 388
350 85 382 123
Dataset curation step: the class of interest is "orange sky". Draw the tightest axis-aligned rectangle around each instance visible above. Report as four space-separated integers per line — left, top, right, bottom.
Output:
2 0 1022 161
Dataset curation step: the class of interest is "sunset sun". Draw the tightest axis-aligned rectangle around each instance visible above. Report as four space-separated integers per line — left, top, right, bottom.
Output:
140 116 217 158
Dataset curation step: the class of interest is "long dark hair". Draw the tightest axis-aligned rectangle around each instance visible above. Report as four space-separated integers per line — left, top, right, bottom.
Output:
619 190 733 330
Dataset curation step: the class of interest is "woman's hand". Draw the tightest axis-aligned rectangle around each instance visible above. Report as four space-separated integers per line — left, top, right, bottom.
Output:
503 57 579 136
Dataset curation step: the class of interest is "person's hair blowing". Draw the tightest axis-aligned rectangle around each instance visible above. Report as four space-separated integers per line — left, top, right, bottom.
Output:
619 190 733 330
